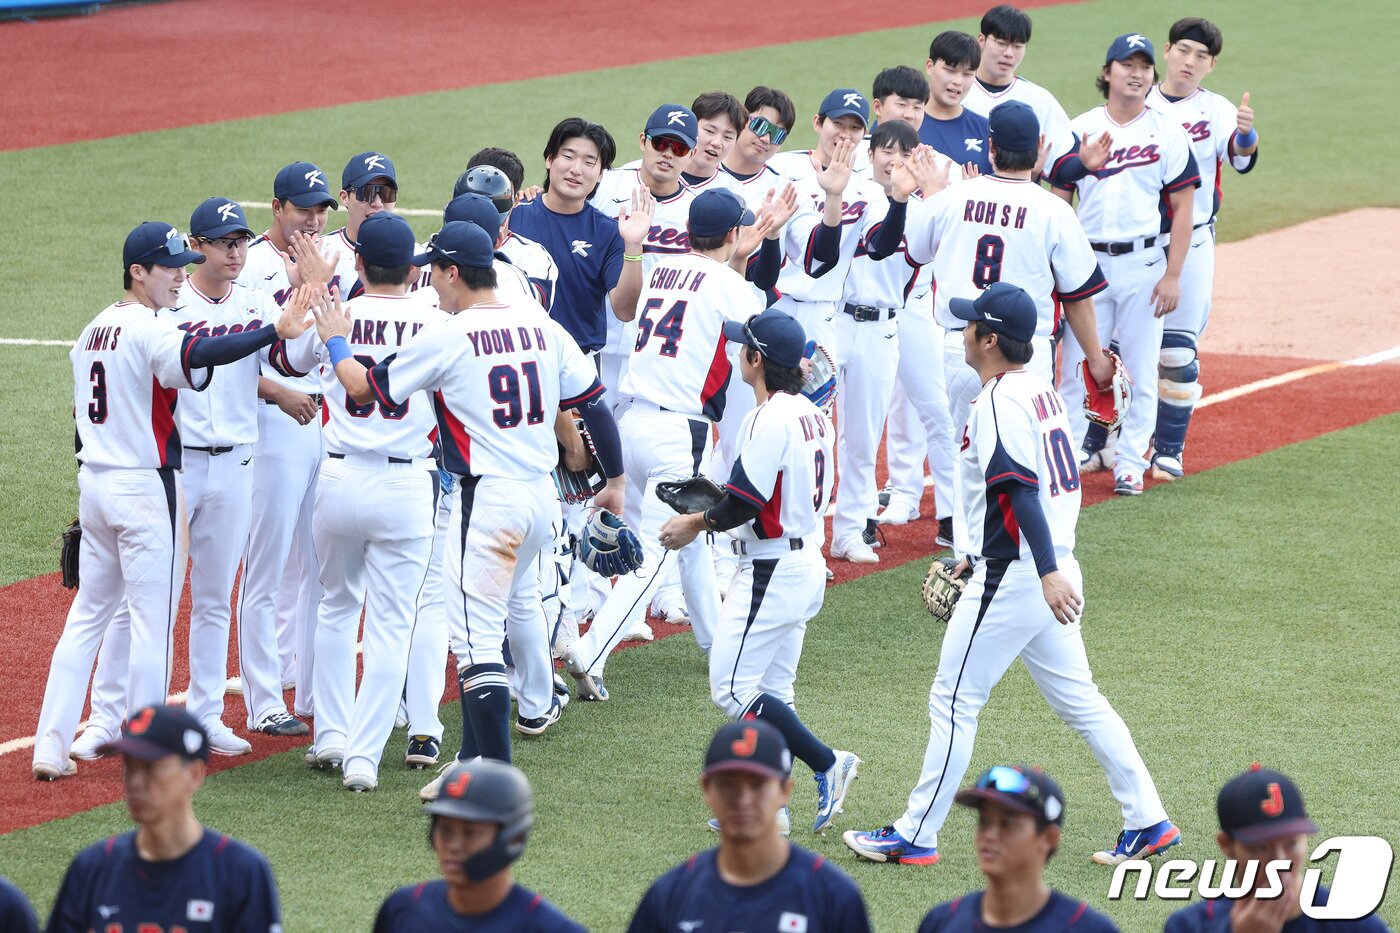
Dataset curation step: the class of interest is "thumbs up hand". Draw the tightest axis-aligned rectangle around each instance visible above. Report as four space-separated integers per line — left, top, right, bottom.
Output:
1236 91 1254 135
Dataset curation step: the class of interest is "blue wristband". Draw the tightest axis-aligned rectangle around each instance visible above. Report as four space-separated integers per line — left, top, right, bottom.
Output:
326 335 352 367
1235 127 1258 149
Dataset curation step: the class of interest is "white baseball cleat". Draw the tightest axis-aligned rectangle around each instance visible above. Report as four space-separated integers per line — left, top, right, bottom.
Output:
621 618 654 643
814 750 862 833
560 647 607 702
33 758 78 781
224 676 244 696
70 727 113 761
306 745 345 770
1151 454 1184 481
831 538 879 564
1079 448 1112 473
205 724 252 757
343 771 378 793
419 757 480 801
877 496 921 525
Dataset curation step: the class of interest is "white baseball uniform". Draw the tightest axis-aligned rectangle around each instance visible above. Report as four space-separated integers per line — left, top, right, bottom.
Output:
569 253 760 679
964 76 1078 181
894 369 1167 848
236 234 323 724
33 302 211 772
1053 107 1199 479
498 230 559 311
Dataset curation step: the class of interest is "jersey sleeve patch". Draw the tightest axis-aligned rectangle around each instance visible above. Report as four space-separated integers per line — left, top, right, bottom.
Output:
560 379 604 410
1056 266 1108 302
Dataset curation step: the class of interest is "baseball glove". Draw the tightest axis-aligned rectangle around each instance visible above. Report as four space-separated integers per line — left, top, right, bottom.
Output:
921 556 971 624
551 416 606 505
1082 349 1131 431
577 509 644 578
656 477 726 515
60 518 81 589
801 340 837 413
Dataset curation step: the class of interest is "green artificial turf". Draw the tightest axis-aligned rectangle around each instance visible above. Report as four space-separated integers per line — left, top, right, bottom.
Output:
4 415 1398 930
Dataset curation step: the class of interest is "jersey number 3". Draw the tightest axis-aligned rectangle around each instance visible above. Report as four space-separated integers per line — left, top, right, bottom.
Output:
634 298 687 357
87 362 108 424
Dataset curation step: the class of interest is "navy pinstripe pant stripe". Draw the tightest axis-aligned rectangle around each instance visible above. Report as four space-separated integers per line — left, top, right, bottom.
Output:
910 558 1009 841
457 474 481 663
728 558 778 710
159 467 178 697
688 418 708 476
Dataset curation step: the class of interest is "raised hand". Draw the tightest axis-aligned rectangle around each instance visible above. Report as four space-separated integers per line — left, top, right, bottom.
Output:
1236 91 1254 135
813 137 856 197
616 185 657 247
1032 133 1052 179
906 146 951 197
304 284 352 344
275 283 319 340
764 182 800 235
517 184 544 204
1079 132 1114 172
287 230 333 289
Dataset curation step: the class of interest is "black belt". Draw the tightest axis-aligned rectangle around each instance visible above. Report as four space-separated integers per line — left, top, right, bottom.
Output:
730 539 804 556
185 446 235 456
328 452 414 465
1090 236 1163 255
841 303 896 323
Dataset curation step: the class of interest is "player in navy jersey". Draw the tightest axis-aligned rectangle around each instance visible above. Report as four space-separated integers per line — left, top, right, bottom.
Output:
627 721 872 933
920 31 994 175
46 705 282 933
918 765 1120 933
374 758 583 932
0 877 38 933
1164 766 1391 933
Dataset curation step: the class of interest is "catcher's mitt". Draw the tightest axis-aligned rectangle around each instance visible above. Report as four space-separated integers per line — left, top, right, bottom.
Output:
656 477 726 515
552 416 606 505
577 509 644 578
60 518 81 590
1082 348 1131 431
801 340 836 413
921 556 971 624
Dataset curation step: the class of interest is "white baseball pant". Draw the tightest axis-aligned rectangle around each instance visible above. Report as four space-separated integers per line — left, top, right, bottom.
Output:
831 310 899 546
32 466 185 770
1164 224 1215 339
894 556 1168 848
402 474 453 742
883 309 955 518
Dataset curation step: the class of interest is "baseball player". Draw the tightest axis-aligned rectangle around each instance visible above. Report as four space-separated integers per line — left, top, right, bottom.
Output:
46 706 281 931
963 5 1080 183
443 192 540 309
234 160 341 734
456 151 559 310
842 284 1178 867
324 151 400 299
274 213 445 791
0 877 36 933
308 221 625 782
627 721 871 932
375 758 584 931
904 101 1115 442
559 189 762 700
33 222 310 780
1143 17 1259 481
681 91 747 190
917 765 1120 932
920 32 994 176
658 308 860 834
1165 766 1390 933
1052 34 1201 495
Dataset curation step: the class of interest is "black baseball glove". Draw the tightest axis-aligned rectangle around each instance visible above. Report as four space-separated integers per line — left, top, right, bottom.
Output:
656 477 726 515
60 518 81 589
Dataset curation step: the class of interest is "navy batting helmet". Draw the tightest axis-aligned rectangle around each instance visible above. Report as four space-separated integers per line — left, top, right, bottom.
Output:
453 165 514 223
422 759 534 881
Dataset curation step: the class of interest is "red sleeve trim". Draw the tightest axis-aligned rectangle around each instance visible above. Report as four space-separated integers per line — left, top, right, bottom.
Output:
560 381 605 409
986 470 1038 486
1165 173 1201 193
724 482 766 508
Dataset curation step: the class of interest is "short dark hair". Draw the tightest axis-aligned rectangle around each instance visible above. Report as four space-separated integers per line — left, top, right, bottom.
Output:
692 91 747 131
992 142 1038 172
872 65 929 104
1168 17 1223 56
433 258 498 290
688 230 730 252
974 321 1034 364
363 262 413 286
541 118 617 194
1096 60 1158 99
746 348 806 395
870 120 919 153
743 86 796 131
980 4 1033 44
929 30 982 71
466 147 526 192
123 261 155 291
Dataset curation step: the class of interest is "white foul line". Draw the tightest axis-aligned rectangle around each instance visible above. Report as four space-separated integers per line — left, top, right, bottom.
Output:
240 200 440 218
0 338 69 347
0 691 188 758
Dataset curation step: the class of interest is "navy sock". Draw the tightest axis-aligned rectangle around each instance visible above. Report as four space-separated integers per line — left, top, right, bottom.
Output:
743 693 835 774
458 664 512 763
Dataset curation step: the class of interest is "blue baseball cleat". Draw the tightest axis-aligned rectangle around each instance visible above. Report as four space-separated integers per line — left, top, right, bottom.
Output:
813 751 861 833
1092 819 1182 865
842 825 940 865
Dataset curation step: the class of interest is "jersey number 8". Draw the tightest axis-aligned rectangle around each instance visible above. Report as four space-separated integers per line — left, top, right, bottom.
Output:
973 234 1005 288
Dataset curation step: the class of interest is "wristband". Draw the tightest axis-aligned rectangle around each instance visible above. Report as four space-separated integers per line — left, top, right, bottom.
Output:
1235 127 1258 148
623 253 644 262
326 335 352 367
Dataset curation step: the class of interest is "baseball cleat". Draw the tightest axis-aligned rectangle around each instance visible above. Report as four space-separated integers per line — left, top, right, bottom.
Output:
224 676 244 696
342 771 378 793
515 697 564 736
33 758 78 782
813 750 861 833
1092 819 1182 866
825 565 835 581
561 648 608 701
205 725 252 757
878 482 893 509
1079 447 1112 473
306 745 345 771
831 538 879 564
843 825 940 865
620 618 654 643
1113 473 1144 496
709 805 791 836
935 517 954 549
254 710 309 737
861 519 886 549
1151 453 1184 481
405 735 441 769
394 702 409 730
552 673 572 710
420 757 478 801
877 497 921 526
70 727 112 761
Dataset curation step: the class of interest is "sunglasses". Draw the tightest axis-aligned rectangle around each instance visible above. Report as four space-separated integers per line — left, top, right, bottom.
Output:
196 234 253 252
137 231 194 264
353 182 398 204
647 135 692 158
976 765 1034 795
747 115 789 145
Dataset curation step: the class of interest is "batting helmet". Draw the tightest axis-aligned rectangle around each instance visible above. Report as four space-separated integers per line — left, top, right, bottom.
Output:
422 758 534 881
452 165 514 223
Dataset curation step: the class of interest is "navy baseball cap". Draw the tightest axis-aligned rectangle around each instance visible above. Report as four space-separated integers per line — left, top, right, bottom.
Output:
949 282 1038 343
704 720 792 781
342 151 397 191
689 189 755 238
123 221 205 268
274 161 338 209
722 308 807 369
955 764 1065 826
413 221 495 269
354 212 416 267
444 193 505 235
645 104 699 148
1106 32 1155 64
988 101 1041 152
819 88 870 127
189 198 254 239
1217 765 1319 844
99 704 210 763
